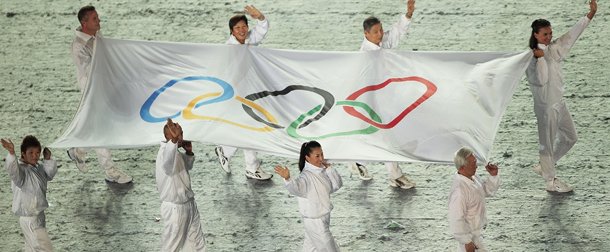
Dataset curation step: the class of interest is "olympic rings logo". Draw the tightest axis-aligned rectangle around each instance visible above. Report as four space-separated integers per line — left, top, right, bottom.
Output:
140 76 437 140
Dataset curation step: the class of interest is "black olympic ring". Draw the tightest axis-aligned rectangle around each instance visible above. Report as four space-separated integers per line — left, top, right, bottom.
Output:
242 85 335 129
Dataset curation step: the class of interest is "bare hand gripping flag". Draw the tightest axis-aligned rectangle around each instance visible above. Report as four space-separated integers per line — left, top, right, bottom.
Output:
50 38 532 165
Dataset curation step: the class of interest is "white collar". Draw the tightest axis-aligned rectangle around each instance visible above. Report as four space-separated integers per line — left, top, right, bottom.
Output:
75 26 101 40
537 43 548 50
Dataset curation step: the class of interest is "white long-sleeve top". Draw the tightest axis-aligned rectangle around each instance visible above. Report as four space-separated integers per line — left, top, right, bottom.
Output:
360 15 412 51
448 173 500 246
526 16 591 108
156 141 195 204
225 16 269 46
5 153 58 217
71 26 103 91
283 162 343 219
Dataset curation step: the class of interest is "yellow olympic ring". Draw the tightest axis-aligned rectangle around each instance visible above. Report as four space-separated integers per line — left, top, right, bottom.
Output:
182 93 278 132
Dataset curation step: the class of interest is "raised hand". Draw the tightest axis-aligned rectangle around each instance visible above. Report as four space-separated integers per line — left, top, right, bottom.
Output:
465 242 477 252
485 163 499 176
166 118 181 143
181 141 194 156
43 147 51 160
322 161 330 168
588 0 597 19
274 165 290 180
245 5 264 20
1 138 15 155
407 0 415 17
533 48 544 58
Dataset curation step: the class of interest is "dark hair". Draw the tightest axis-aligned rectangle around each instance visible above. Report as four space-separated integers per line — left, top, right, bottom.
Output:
529 19 551 49
363 16 381 32
20 135 41 159
77 6 96 23
229 15 248 35
298 141 322 172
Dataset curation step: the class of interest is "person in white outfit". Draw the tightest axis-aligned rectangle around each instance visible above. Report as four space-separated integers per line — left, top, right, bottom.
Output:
67 5 132 184
274 141 343 252
525 0 597 192
157 118 206 252
448 147 500 252
347 0 416 189
214 5 273 180
2 136 58 252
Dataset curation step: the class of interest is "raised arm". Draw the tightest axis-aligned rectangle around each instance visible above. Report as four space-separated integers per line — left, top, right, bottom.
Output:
552 2 595 59
526 54 549 87
160 118 182 175
324 164 342 193
275 165 309 198
383 0 415 49
42 147 58 180
245 6 269 46
483 163 500 197
180 141 195 171
3 138 26 188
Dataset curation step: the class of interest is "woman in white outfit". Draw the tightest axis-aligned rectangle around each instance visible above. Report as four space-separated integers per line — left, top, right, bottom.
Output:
214 5 273 180
525 0 597 192
274 141 343 252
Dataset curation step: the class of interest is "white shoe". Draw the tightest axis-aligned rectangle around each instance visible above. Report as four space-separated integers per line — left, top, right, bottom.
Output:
67 147 88 173
105 167 133 184
245 167 272 180
533 164 542 176
390 175 415 189
214 147 231 173
546 178 573 193
347 163 373 180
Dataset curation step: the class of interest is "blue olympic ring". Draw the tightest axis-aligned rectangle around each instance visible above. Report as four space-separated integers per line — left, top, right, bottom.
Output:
140 76 234 123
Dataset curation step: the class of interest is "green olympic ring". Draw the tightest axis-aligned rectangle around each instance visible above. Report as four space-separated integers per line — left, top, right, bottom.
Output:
286 100 382 140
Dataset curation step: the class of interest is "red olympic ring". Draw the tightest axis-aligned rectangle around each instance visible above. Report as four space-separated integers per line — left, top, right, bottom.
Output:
343 77 437 129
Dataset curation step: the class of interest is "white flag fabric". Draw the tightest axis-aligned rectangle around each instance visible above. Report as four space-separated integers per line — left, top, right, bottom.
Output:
50 38 532 165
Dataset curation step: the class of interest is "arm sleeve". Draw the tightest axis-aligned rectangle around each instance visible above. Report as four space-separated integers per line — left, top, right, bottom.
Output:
526 57 549 87
5 154 25 188
448 189 473 245
160 142 178 176
70 41 92 89
382 15 412 49
483 175 500 197
552 16 591 60
283 174 309 198
181 152 195 171
42 157 58 181
247 16 269 46
325 167 343 193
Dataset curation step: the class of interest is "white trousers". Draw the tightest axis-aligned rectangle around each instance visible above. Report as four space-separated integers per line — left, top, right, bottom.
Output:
302 213 340 252
355 162 403 180
20 213 54 252
77 148 115 171
457 231 486 252
221 146 260 173
161 200 206 252
534 100 578 182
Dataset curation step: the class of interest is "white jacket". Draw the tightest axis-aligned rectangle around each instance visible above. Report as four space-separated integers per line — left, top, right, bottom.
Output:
225 16 269 46
526 16 591 108
71 26 103 91
360 15 411 51
156 141 196 204
283 162 342 219
5 153 58 217
448 173 500 247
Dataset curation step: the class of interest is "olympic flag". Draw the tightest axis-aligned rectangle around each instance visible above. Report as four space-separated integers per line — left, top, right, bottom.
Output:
50 38 532 165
